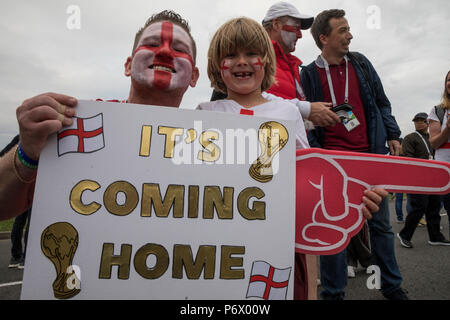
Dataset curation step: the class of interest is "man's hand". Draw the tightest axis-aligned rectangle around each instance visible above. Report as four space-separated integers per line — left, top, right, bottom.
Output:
308 102 341 127
16 93 77 160
388 139 401 156
361 188 388 220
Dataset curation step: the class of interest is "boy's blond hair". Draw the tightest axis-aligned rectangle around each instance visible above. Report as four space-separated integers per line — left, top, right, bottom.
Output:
207 17 276 94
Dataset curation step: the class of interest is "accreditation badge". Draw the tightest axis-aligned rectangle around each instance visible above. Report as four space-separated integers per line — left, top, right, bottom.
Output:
343 111 360 132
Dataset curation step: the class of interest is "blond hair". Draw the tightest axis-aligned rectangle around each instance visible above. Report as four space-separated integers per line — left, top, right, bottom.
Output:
441 70 450 110
207 17 276 94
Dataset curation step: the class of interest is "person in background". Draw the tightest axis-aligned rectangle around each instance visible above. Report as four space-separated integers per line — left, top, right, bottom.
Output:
397 112 450 248
429 70 450 238
211 2 341 129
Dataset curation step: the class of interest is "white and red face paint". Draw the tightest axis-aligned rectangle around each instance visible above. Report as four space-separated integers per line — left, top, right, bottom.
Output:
220 50 265 96
131 21 194 91
281 18 302 52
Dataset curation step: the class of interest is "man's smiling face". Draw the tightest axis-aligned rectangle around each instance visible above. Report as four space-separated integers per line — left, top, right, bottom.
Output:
128 21 196 92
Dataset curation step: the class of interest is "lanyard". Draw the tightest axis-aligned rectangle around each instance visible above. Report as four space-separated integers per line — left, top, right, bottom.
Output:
320 55 349 107
295 77 306 100
414 131 433 158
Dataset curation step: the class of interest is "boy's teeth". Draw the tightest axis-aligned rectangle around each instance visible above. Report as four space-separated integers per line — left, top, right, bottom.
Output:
235 72 252 77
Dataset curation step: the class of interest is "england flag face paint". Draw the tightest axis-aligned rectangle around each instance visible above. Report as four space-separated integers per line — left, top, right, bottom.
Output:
131 21 194 91
220 49 265 96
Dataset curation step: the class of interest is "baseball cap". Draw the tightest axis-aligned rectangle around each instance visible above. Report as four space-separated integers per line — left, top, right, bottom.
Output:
262 2 314 30
412 112 428 121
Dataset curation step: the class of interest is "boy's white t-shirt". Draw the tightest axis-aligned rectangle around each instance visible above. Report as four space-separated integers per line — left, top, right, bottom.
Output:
428 106 450 162
197 99 310 150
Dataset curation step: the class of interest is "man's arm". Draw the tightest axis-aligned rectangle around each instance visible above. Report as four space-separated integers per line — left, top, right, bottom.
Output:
0 148 36 220
0 93 77 220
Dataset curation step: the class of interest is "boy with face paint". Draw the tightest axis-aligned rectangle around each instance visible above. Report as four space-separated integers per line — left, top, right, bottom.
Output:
262 2 340 128
197 16 386 300
197 17 309 150
0 10 200 220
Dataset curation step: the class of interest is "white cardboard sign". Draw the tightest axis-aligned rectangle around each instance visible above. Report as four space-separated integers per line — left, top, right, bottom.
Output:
20 100 295 300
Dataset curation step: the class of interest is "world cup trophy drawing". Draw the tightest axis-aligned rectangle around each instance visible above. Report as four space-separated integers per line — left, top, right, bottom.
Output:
41 222 81 299
249 121 289 183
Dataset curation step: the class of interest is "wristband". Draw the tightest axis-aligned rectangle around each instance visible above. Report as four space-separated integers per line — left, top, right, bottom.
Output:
17 142 39 169
12 146 36 183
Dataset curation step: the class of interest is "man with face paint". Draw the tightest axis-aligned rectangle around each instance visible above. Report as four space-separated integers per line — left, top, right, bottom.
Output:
262 2 340 127
0 10 200 221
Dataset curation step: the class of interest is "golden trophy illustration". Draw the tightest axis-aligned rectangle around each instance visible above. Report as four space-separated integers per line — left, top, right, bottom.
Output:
249 121 289 183
41 222 81 299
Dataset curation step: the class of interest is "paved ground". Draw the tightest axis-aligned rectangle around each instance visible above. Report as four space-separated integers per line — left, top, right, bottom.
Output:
0 199 448 300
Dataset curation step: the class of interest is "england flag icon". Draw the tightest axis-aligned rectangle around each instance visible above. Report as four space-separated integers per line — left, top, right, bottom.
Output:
57 114 105 156
246 261 291 300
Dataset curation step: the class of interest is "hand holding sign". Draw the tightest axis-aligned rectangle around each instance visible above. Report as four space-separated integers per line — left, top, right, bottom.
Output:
16 93 77 160
295 148 450 255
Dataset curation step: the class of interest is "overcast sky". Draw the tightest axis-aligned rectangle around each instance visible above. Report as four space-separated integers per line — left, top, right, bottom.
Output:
0 0 449 149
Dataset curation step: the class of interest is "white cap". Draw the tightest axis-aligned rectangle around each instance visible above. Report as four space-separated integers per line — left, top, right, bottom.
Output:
262 2 314 30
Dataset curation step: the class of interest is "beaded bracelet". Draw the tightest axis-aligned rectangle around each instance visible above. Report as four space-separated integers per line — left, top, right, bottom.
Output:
12 146 36 184
17 142 39 169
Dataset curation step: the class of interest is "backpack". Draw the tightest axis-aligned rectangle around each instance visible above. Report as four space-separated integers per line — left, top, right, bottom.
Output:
434 105 445 125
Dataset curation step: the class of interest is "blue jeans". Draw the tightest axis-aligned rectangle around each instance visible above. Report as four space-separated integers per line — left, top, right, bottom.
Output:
320 198 403 299
395 193 404 220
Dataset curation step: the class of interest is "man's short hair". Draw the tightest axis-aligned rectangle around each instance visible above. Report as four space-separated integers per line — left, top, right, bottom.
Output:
132 10 197 64
310 9 346 49
207 17 276 94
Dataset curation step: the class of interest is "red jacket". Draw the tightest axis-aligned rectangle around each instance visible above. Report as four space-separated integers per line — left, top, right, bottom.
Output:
267 40 303 100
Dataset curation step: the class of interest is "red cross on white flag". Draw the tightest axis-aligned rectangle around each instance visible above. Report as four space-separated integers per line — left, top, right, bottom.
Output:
57 114 105 156
246 261 291 300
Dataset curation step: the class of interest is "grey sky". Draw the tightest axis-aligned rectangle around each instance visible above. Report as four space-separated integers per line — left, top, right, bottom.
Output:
1 0 449 149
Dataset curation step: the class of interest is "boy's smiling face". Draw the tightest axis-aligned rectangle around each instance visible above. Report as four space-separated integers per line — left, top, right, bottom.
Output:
126 21 197 92
220 49 265 97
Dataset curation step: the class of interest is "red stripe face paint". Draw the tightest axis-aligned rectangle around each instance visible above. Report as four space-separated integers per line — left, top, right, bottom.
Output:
252 57 264 71
281 25 302 38
281 18 302 52
221 59 232 78
130 21 195 91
